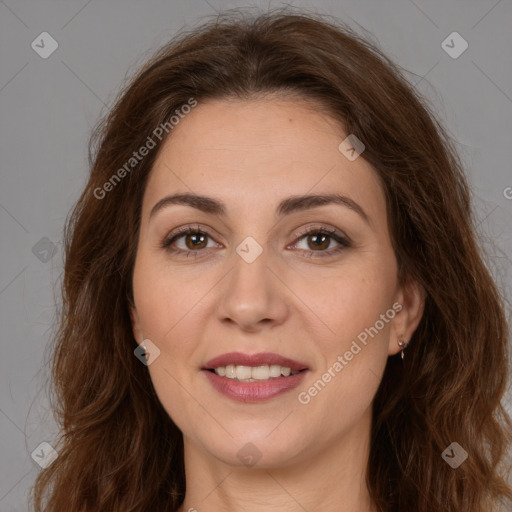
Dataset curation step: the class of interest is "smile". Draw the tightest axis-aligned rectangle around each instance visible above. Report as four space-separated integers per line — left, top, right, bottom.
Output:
202 352 309 402
212 364 300 381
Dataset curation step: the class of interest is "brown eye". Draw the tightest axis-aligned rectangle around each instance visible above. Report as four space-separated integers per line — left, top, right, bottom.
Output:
305 233 331 251
161 226 217 256
292 227 351 258
183 232 208 250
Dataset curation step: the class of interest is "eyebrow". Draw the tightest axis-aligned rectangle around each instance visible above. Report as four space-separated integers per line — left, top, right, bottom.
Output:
149 192 370 225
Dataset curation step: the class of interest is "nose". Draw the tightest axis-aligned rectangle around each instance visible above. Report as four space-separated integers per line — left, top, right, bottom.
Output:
215 245 289 333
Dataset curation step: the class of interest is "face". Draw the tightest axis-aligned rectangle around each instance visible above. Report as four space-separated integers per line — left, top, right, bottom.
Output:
130 95 423 469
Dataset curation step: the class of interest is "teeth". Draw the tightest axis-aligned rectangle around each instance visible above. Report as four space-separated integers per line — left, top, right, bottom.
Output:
213 364 300 381
235 365 252 380
252 365 270 380
269 364 282 377
225 364 236 378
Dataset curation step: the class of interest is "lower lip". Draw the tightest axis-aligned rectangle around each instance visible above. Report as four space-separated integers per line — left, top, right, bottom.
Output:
203 370 308 402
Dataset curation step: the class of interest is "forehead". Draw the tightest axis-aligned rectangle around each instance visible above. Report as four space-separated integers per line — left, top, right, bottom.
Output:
143 96 386 223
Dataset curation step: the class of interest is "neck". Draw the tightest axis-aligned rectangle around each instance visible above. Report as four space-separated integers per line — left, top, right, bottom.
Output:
177 407 376 512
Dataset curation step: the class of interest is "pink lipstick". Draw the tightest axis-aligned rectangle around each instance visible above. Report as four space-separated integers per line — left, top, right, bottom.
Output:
202 352 309 403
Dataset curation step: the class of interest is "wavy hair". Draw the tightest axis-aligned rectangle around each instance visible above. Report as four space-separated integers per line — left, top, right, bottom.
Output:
31 7 512 511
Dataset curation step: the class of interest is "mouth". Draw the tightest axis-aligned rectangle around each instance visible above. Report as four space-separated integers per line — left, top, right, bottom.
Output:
206 364 301 382
202 352 309 402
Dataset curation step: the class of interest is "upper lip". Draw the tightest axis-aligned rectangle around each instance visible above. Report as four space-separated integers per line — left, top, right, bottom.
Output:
203 352 309 372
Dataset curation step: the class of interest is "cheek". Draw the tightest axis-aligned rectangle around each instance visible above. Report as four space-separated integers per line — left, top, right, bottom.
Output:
294 255 396 409
292 255 396 345
132 259 207 429
131 251 213 343
296 316 389 437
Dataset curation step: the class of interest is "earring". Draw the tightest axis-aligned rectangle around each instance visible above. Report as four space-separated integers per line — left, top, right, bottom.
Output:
397 335 408 360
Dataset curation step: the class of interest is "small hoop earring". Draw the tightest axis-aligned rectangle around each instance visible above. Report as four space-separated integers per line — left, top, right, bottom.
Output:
397 335 408 360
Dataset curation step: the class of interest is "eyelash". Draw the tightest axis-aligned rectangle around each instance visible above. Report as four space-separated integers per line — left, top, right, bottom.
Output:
160 224 351 259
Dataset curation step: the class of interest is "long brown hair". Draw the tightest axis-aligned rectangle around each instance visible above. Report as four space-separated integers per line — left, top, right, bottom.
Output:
31 7 512 511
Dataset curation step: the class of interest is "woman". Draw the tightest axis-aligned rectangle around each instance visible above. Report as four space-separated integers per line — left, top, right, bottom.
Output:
31 8 512 512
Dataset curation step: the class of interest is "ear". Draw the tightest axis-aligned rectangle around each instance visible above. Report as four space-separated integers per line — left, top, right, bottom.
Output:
388 276 426 356
129 300 144 344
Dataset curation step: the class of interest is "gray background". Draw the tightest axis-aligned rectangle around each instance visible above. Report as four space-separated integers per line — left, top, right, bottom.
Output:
1 0 511 509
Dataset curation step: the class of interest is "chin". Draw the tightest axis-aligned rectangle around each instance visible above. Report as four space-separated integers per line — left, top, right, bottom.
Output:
193 426 310 469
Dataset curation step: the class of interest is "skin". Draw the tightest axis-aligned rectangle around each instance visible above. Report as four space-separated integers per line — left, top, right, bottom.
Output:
130 95 425 512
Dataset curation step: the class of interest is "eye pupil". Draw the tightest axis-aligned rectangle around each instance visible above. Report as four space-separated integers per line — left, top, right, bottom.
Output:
309 234 329 250
186 233 207 250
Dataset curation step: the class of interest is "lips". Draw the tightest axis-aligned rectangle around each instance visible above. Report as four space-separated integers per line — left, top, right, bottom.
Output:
202 352 309 403
203 352 308 372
